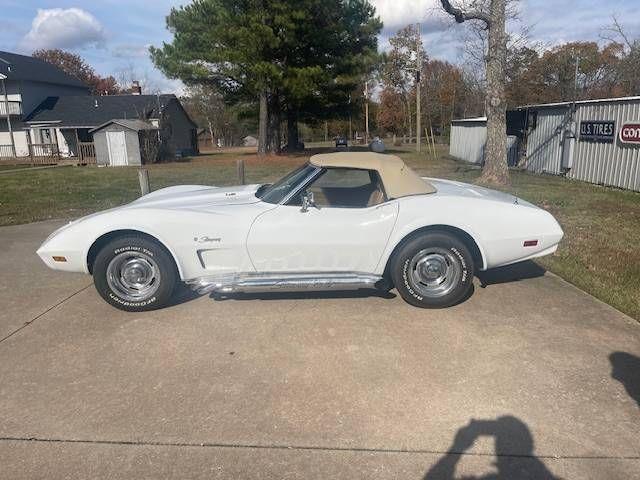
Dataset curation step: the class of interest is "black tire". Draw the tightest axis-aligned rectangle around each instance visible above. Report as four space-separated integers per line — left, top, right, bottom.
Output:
390 232 474 308
92 235 178 312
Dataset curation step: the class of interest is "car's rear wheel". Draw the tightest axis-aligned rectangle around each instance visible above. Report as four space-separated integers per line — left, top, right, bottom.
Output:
92 235 177 312
391 232 474 308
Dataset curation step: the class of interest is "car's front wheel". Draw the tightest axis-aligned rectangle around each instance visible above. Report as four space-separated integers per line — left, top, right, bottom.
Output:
391 232 474 308
92 235 178 312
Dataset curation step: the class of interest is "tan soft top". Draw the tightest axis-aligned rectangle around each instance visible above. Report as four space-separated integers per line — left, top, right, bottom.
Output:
309 152 436 198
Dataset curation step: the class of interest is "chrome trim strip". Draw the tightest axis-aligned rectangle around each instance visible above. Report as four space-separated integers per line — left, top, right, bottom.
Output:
186 271 383 295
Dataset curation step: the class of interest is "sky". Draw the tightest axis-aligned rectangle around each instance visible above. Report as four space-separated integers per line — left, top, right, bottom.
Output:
1 0 639 95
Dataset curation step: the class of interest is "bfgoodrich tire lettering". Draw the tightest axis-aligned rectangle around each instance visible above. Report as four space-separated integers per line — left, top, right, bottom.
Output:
92 235 178 312
391 232 474 308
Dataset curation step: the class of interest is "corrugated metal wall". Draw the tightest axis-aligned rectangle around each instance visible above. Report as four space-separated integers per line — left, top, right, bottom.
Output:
569 100 640 191
450 122 519 166
450 122 486 164
506 136 518 166
523 107 569 175
522 99 640 191
451 100 640 191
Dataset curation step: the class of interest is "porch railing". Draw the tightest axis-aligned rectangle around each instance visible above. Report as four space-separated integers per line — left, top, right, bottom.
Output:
0 101 22 116
29 143 60 164
77 142 96 164
0 144 15 159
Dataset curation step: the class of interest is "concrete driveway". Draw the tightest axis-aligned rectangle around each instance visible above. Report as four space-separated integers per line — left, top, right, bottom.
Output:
0 220 638 479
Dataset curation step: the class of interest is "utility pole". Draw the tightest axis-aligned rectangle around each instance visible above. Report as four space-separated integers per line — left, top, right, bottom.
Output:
415 23 422 153
0 75 16 158
573 56 580 99
364 80 370 144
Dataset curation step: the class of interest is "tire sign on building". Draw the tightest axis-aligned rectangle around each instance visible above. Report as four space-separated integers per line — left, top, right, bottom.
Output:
619 122 640 145
579 120 616 143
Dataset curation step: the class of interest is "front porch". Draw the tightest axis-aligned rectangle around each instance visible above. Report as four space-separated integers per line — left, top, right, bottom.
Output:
0 126 96 165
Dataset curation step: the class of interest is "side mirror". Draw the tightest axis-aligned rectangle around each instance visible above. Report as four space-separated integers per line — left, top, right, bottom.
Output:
300 191 317 213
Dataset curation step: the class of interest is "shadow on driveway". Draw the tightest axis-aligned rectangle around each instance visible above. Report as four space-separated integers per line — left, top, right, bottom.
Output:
610 352 640 408
476 261 546 288
424 416 561 480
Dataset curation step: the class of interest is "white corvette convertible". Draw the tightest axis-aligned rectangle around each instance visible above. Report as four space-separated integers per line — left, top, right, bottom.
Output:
38 152 563 312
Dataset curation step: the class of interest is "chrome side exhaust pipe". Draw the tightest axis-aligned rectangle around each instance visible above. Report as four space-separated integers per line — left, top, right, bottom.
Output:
186 272 383 295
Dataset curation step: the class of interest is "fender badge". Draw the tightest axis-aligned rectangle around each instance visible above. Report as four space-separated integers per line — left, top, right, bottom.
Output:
194 236 222 243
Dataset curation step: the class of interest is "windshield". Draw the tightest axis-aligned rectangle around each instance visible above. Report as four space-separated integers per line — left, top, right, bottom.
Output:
258 164 317 204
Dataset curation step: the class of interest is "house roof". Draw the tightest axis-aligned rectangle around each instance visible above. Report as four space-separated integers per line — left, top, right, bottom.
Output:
0 51 88 88
309 152 436 198
90 119 159 133
451 117 487 125
24 94 177 128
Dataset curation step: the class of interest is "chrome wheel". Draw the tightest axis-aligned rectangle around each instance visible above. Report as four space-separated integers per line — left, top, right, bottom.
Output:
106 251 161 302
407 248 462 298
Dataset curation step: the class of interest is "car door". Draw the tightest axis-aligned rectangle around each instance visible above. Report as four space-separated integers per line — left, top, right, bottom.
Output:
247 168 398 273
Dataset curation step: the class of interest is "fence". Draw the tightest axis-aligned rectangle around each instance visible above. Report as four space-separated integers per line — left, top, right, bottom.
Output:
29 143 60 164
0 144 15 159
77 142 96 164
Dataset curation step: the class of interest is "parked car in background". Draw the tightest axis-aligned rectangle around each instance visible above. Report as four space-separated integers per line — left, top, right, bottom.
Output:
37 152 563 312
335 136 348 148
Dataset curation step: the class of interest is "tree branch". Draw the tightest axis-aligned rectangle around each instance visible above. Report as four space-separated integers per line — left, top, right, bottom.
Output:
440 0 492 26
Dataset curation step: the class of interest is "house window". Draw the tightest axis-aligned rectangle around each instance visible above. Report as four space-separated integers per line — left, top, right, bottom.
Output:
40 129 52 144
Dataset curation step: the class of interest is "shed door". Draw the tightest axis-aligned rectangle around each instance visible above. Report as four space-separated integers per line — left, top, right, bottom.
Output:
106 131 128 166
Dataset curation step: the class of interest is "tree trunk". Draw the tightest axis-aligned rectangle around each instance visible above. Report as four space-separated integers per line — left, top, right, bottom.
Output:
286 109 300 151
207 120 214 148
258 89 268 156
267 95 280 153
479 0 509 186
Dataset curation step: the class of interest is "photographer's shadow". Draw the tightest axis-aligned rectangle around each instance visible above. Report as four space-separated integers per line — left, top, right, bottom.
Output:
424 416 561 480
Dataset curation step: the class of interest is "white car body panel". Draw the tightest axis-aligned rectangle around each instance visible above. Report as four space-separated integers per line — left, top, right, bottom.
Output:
37 176 563 284
247 202 398 272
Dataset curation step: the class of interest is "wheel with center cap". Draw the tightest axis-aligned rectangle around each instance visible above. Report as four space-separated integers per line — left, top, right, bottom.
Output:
92 235 177 312
391 232 474 308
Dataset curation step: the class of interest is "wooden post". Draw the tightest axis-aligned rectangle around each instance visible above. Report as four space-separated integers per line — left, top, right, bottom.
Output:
430 126 437 159
52 128 61 164
27 130 34 166
74 129 82 164
138 168 150 196
236 159 245 185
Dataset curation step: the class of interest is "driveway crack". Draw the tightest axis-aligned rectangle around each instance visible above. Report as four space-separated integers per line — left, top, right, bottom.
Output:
0 284 92 345
0 436 638 461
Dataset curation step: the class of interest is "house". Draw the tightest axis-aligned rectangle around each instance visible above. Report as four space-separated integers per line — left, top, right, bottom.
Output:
0 50 89 159
243 135 258 147
0 50 198 165
24 93 198 163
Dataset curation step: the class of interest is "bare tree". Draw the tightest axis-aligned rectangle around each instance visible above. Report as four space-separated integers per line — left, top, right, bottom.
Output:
116 63 162 95
440 0 509 185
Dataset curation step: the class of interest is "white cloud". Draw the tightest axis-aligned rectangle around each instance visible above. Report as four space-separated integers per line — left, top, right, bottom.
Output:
371 0 443 30
20 8 106 51
112 43 152 59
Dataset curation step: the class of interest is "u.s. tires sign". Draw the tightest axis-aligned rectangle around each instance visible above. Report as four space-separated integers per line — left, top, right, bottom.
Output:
619 123 640 145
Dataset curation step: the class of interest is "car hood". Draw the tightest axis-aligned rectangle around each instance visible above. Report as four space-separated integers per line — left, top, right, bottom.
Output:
127 184 263 210
424 178 535 207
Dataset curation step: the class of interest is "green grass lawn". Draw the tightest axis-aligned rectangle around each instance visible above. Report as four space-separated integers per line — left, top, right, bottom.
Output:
1 145 638 320
0 164 36 171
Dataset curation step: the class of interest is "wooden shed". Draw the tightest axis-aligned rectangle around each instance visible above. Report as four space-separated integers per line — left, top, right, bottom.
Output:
90 119 158 166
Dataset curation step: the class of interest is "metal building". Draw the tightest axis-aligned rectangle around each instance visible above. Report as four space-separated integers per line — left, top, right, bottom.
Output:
518 97 640 191
450 117 519 167
449 96 640 192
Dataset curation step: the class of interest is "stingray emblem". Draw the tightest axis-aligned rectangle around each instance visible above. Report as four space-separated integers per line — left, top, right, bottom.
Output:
194 236 222 243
